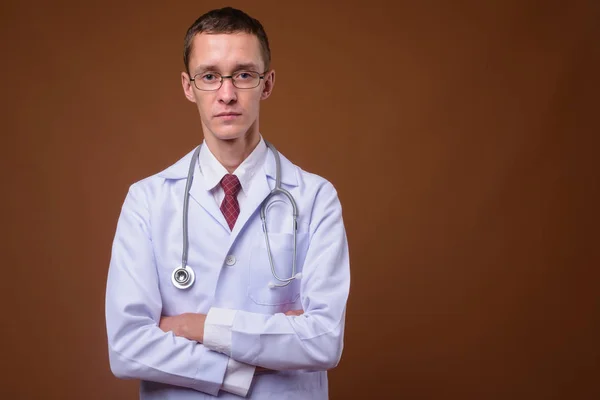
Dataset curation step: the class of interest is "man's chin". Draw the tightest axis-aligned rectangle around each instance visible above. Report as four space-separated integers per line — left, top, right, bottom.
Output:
209 126 256 142
213 131 245 141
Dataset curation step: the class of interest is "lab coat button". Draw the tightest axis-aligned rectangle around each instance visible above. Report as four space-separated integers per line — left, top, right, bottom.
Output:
225 255 236 266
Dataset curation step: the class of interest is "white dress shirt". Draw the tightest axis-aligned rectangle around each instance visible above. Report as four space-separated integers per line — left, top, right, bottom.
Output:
198 136 268 218
198 136 268 396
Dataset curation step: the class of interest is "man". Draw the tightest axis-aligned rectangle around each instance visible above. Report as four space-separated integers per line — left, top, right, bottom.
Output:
105 7 350 399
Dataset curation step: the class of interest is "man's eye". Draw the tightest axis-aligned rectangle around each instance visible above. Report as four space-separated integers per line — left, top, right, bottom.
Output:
202 74 217 81
236 72 254 80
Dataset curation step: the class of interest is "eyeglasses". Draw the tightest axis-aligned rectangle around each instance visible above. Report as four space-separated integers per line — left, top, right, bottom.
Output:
190 70 266 91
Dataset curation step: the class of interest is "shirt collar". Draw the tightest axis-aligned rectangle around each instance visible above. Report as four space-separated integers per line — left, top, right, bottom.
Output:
198 136 268 195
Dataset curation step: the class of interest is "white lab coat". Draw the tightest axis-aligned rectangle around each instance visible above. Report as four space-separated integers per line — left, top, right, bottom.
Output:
105 145 350 399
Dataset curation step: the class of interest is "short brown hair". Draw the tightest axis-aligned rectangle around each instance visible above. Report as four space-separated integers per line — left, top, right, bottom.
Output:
183 7 271 74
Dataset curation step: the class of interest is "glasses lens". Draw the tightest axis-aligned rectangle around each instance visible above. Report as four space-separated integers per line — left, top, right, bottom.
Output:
233 71 261 89
194 73 222 90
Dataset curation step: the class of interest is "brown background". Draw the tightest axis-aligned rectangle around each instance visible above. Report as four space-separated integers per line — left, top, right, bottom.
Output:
1 0 599 399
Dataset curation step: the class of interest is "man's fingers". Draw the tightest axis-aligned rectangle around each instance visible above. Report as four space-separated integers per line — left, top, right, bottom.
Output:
285 309 304 316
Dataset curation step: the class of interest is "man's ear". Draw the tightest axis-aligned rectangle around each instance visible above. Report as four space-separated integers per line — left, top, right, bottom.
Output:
261 69 275 100
181 71 197 103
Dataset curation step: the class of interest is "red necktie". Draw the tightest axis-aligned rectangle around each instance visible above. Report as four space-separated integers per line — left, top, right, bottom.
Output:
220 174 241 230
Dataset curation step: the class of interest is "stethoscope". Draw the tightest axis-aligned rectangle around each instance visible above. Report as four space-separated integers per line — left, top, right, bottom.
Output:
171 140 302 290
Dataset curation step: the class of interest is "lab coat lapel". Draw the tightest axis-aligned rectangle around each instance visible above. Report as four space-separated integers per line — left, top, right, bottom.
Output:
188 169 230 233
228 144 299 240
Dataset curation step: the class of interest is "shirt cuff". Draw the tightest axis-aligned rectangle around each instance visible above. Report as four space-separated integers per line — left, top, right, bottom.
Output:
221 358 256 397
204 307 236 356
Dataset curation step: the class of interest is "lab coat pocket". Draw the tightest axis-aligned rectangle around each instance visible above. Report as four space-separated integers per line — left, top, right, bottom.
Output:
248 232 307 306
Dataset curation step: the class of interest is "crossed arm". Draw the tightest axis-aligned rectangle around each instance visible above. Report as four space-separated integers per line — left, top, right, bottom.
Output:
106 181 349 396
158 309 304 373
159 309 304 343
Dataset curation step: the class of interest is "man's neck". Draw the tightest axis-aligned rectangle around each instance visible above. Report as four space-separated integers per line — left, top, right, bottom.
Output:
204 131 260 174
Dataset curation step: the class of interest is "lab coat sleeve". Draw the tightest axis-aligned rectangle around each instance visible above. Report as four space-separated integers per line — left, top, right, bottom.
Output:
204 181 350 371
105 182 228 395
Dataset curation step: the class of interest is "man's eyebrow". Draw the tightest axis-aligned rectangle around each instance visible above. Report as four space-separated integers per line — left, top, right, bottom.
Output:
232 63 261 72
193 64 218 74
193 63 262 74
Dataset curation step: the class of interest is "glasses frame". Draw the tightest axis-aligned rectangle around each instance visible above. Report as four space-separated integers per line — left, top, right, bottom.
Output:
190 70 268 91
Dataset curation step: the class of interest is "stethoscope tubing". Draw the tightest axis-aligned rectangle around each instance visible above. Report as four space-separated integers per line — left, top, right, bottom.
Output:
173 140 299 290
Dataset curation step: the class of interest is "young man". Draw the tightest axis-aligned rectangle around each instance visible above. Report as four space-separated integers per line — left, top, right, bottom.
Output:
105 7 350 399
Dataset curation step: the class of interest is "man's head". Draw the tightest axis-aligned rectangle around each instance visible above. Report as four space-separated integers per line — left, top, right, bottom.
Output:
181 7 275 144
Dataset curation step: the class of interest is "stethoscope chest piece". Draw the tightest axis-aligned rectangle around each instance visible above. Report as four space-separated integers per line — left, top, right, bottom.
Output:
171 265 195 290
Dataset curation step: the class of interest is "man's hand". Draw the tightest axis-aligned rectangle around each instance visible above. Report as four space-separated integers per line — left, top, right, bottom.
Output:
285 309 304 317
158 310 302 346
159 313 207 343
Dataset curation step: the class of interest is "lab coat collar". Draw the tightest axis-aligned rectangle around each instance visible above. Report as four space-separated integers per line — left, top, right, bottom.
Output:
229 147 299 238
262 142 298 187
156 147 230 231
155 141 299 235
156 147 197 180
156 142 299 188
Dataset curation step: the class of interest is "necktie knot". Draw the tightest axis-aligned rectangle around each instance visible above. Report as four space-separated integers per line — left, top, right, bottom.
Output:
220 174 241 197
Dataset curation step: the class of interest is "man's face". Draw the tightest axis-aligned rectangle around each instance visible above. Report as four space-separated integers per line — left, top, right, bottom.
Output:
182 32 274 142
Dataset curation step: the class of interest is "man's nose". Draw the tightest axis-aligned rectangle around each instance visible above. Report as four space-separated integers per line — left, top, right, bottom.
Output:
217 78 237 104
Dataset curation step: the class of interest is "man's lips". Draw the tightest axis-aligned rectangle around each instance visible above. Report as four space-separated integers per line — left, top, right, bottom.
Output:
214 112 241 118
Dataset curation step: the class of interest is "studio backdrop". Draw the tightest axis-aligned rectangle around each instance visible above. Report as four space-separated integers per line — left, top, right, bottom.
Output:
1 0 598 399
